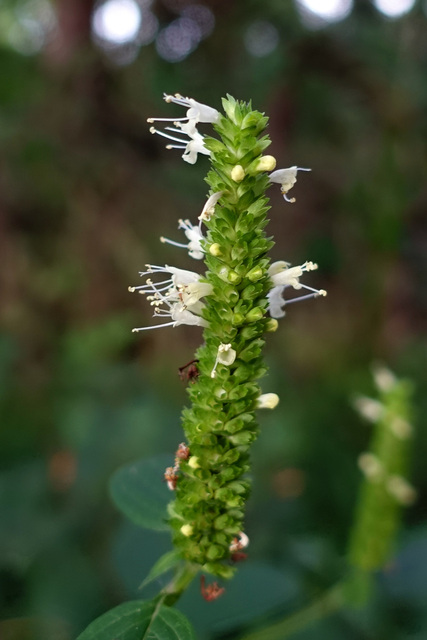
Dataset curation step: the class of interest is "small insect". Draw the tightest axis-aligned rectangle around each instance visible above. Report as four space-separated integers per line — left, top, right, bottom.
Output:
178 359 200 384
200 575 225 602
164 466 178 490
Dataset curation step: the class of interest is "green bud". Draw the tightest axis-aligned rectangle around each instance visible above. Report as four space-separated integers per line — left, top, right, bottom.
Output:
246 266 264 282
265 318 279 332
206 545 224 560
245 307 264 322
209 243 222 257
229 431 256 446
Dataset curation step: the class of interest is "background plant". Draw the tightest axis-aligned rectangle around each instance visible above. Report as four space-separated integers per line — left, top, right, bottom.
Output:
1 1 427 639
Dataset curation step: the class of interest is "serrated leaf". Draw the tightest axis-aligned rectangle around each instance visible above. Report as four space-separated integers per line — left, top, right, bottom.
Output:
110 455 172 531
77 600 196 640
140 550 183 590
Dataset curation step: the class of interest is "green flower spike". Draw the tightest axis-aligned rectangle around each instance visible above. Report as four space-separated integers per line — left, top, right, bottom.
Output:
349 366 416 572
132 94 325 581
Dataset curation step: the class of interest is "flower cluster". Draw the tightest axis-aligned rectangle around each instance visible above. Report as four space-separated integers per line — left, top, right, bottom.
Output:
131 94 326 579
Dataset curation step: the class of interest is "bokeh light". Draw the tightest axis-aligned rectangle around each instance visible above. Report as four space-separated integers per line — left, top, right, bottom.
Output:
244 20 279 57
3 0 55 55
155 17 202 62
373 0 416 18
295 0 353 26
136 11 159 46
180 4 215 39
92 0 142 45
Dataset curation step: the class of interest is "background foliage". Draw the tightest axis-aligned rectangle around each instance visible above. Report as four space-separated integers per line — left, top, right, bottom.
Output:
1 0 427 638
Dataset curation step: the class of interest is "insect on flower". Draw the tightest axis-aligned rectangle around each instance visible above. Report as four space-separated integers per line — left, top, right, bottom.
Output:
200 575 225 602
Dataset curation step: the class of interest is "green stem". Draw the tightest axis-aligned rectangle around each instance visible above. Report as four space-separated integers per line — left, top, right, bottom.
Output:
239 583 345 640
160 563 199 607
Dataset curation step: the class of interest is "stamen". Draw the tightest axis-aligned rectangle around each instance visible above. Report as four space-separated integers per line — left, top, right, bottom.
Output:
160 237 188 249
149 127 188 145
132 322 177 331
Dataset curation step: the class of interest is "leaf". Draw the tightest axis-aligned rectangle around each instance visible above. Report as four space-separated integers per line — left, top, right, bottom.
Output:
109 455 172 531
76 600 196 640
140 550 183 590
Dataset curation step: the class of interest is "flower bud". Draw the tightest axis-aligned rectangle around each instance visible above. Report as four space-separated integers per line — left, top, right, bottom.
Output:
209 243 222 257
188 456 200 469
231 165 245 182
257 393 279 409
180 524 194 537
265 318 279 332
246 266 264 282
256 155 276 172
245 307 264 323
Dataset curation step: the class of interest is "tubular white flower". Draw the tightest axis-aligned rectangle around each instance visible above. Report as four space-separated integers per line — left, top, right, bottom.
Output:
149 121 210 165
269 260 318 289
211 343 237 378
161 219 205 260
257 393 280 409
267 261 326 319
198 191 223 224
269 166 311 203
130 264 210 331
152 93 220 124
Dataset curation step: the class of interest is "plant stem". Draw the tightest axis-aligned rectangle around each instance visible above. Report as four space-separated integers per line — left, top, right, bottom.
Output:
160 563 199 607
239 583 345 640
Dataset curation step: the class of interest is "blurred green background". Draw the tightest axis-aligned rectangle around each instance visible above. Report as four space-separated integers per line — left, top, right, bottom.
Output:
1 0 427 638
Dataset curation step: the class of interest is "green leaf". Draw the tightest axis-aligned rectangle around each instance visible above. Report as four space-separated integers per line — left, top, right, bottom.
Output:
77 600 196 640
140 550 183 589
110 455 172 531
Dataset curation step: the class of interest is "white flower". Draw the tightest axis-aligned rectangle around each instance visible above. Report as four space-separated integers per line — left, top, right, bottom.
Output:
353 396 384 423
149 93 220 124
229 531 250 552
269 166 311 203
257 393 280 409
372 365 397 393
386 475 417 506
211 343 237 378
358 453 384 482
161 219 205 260
269 260 318 288
130 264 210 331
267 261 326 319
149 122 209 165
198 191 223 224
147 93 218 164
